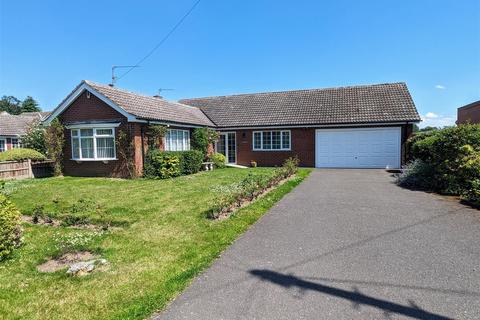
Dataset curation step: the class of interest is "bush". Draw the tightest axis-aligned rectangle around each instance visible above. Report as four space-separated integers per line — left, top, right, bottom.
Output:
395 159 436 190
22 120 47 154
181 150 203 174
404 124 480 204
207 157 299 219
458 145 480 206
191 128 219 157
209 153 226 168
0 194 23 261
144 150 181 179
0 148 46 161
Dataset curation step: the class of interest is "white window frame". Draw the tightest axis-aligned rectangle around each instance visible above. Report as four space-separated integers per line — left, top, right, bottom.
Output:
70 126 117 161
0 138 6 152
165 129 190 151
11 138 20 149
252 130 291 151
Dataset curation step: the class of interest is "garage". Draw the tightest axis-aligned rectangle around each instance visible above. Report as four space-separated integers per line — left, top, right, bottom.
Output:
315 127 401 169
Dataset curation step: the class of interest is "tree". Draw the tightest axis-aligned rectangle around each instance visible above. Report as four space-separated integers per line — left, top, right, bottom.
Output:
45 119 65 176
21 120 47 154
0 96 21 114
20 96 41 113
0 95 41 114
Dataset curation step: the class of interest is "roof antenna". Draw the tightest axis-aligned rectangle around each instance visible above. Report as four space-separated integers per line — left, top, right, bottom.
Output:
111 65 140 86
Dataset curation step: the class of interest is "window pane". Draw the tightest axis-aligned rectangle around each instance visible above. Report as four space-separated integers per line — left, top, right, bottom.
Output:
179 131 185 151
185 131 190 150
96 137 115 158
172 130 178 151
262 131 271 149
0 140 5 152
72 138 80 158
80 129 93 136
80 137 94 158
253 132 261 149
272 131 281 149
96 128 113 135
282 131 290 149
11 138 20 149
71 129 79 137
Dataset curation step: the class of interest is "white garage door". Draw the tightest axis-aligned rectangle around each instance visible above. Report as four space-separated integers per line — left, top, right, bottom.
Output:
315 127 401 169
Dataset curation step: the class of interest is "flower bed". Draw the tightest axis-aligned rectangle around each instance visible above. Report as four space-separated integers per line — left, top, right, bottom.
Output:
207 157 299 219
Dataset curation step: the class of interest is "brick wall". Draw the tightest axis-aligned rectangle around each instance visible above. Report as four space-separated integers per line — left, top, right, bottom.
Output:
59 91 133 177
457 102 480 124
230 125 411 168
233 128 315 167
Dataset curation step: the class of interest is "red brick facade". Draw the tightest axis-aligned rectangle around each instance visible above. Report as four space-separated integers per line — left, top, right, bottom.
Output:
233 128 315 167
228 124 412 168
457 101 480 125
59 91 141 178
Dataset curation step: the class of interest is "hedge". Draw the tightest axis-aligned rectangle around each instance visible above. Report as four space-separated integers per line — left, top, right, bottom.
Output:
0 194 23 261
144 149 204 179
207 157 299 219
0 148 46 162
399 124 480 206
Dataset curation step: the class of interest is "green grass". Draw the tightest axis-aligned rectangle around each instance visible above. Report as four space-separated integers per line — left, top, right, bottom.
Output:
0 167 311 320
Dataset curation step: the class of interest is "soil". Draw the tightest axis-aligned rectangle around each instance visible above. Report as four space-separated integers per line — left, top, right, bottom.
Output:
37 251 97 273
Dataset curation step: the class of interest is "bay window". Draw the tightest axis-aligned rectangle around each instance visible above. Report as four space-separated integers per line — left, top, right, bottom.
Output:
165 129 190 151
71 127 116 160
253 130 291 151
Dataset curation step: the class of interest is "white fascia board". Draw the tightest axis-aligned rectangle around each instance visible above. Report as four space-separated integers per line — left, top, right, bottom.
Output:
216 122 414 131
65 123 121 129
43 82 137 125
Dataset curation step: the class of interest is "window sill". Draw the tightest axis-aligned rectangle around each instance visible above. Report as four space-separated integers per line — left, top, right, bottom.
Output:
71 158 118 162
252 149 291 152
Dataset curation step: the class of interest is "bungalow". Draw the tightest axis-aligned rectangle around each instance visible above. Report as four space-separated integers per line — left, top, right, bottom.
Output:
43 80 421 177
0 111 49 152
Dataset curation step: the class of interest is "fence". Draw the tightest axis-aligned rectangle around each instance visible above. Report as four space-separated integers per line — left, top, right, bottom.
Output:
0 159 54 180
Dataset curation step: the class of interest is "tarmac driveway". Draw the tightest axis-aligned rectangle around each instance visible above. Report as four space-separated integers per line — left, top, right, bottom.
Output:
154 170 480 320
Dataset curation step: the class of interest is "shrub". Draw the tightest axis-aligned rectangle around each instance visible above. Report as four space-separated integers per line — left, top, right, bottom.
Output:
22 120 47 154
206 158 299 219
0 148 46 161
191 128 219 157
0 194 23 261
458 145 480 206
180 150 203 174
144 150 181 179
45 118 64 176
408 124 480 193
209 153 226 168
395 159 436 190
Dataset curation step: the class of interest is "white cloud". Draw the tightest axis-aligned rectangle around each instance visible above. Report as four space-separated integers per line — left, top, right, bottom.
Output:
425 112 438 119
435 85 446 90
420 113 456 128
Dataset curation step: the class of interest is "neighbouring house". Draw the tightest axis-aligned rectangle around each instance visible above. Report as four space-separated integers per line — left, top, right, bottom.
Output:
457 100 480 125
0 111 50 152
43 80 421 177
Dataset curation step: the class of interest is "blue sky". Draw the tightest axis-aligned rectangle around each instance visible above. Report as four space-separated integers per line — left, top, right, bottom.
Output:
1 0 479 127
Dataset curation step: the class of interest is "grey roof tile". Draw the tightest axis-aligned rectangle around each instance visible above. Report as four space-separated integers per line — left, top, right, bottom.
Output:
0 111 47 136
85 81 214 127
179 83 421 128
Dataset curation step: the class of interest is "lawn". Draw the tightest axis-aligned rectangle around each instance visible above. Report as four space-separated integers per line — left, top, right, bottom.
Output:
0 167 311 320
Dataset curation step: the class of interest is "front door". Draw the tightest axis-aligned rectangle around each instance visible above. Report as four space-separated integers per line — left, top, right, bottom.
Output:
216 132 236 164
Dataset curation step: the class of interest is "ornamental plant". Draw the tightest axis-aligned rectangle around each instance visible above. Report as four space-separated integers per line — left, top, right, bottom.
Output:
45 118 65 176
0 194 23 261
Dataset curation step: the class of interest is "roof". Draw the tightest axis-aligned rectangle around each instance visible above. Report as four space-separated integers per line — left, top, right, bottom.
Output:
458 100 480 111
0 111 48 136
49 80 213 127
179 83 421 128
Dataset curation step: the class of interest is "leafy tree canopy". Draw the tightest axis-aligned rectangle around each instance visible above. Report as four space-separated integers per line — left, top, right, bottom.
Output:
0 95 41 115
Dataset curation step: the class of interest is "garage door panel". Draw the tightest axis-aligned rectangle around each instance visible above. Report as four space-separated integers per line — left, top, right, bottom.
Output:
315 127 401 169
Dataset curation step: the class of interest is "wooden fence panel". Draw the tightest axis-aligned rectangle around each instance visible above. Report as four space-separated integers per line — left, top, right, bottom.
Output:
0 160 54 180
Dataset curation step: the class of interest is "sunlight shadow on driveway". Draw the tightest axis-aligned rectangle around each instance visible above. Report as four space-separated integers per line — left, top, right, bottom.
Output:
249 269 453 320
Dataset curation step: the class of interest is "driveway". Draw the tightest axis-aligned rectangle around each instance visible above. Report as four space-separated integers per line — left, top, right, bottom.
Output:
154 170 480 320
